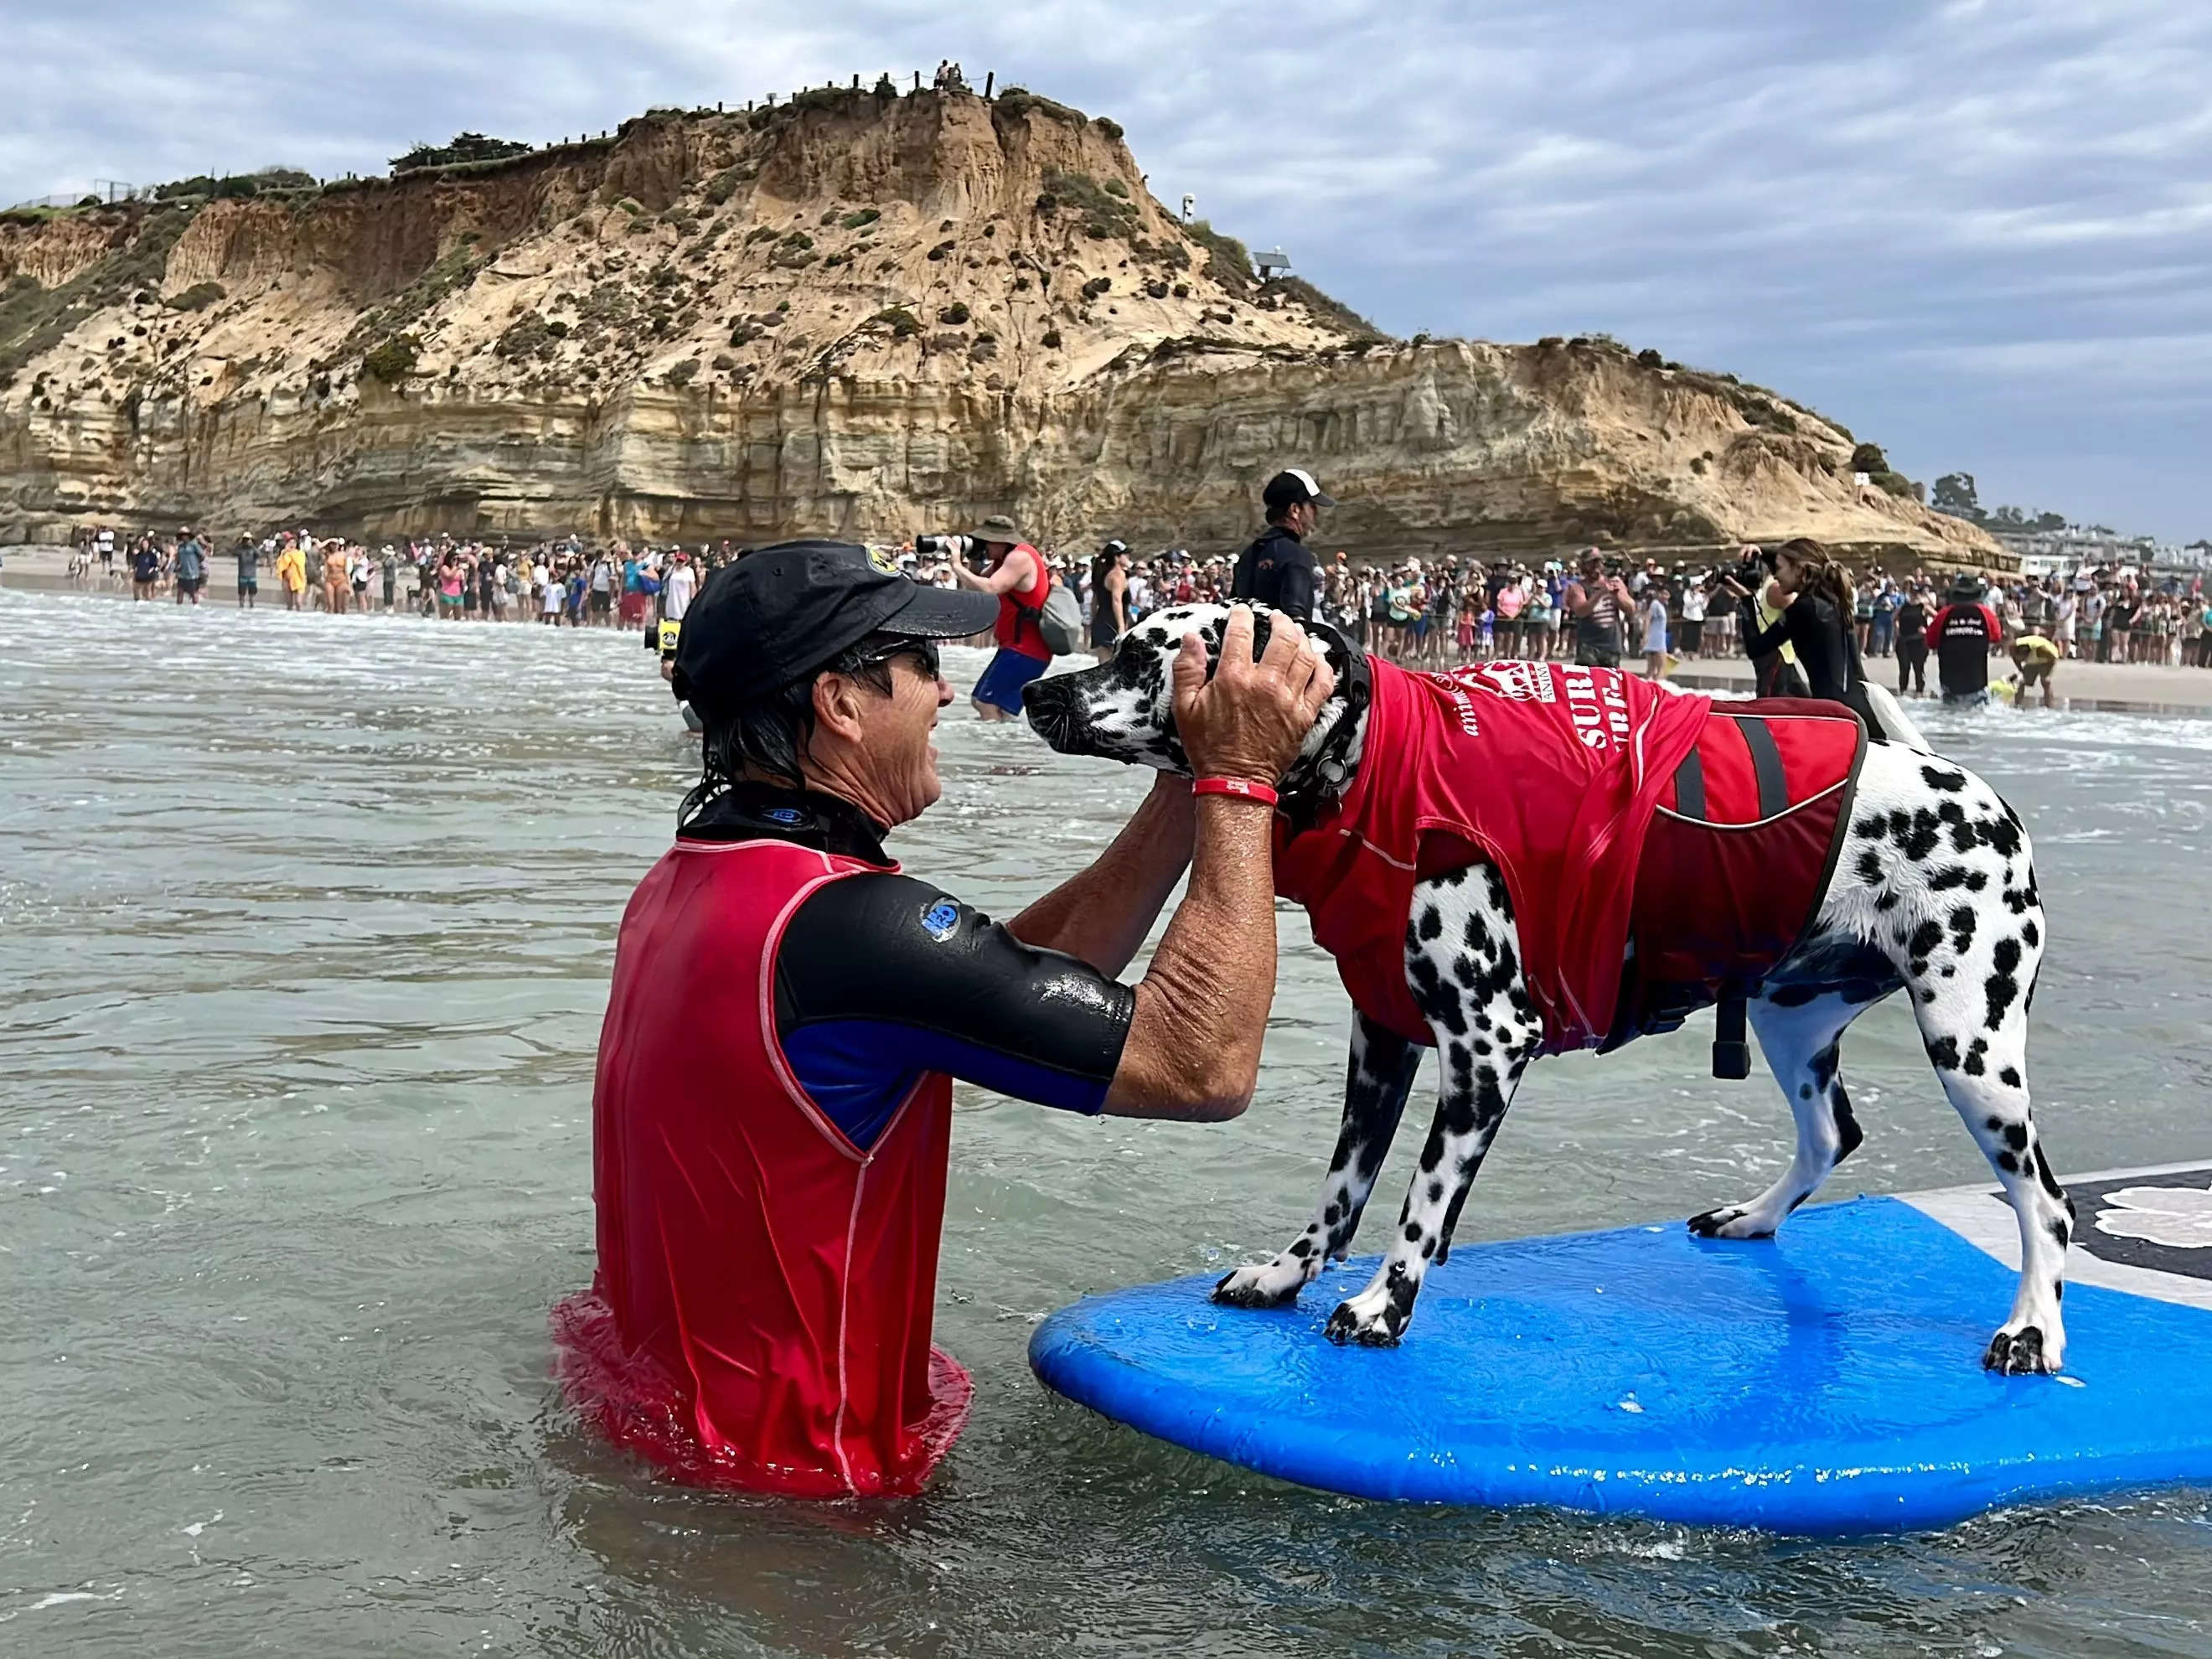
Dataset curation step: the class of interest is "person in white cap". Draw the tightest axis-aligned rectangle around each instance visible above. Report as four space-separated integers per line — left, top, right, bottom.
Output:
1230 468 1336 621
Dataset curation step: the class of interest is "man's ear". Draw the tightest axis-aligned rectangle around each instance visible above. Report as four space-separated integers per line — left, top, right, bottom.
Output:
811 670 870 745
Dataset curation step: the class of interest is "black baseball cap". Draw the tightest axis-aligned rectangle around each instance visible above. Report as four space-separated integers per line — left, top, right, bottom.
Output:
1262 467 1337 512
673 539 998 712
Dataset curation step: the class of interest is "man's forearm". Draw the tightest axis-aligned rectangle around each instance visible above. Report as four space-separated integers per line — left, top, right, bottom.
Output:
1103 798 1277 1118
1006 778 1196 974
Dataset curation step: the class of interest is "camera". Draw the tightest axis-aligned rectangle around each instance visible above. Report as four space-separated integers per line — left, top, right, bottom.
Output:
915 532 974 561
1728 546 1775 593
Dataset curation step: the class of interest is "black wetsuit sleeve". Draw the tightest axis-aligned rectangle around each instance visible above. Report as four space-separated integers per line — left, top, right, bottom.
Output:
773 872 1134 1146
1274 551 1319 620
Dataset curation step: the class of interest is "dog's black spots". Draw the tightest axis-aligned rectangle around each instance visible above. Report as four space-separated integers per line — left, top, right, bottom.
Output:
1898 810 1942 863
2049 1217 2070 1248
1907 920 1943 962
1987 1114 2007 1133
1462 915 1491 951
1853 815 1888 841
1323 1202 1341 1226
1948 906 1977 954
1287 1236 1312 1258
1963 1036 1989 1078
1920 988 1937 1003
1940 965 1956 979
1403 1222 1422 1243
1417 1141 1440 1174
2002 1121 2028 1152
1800 1083 1815 1100
1999 1066 2022 1089
1947 819 1981 855
2003 887 2031 915
2036 1154 2067 1204
1809 1045 1840 1089
1420 1236 1436 1259
1996 1150 2018 1173
1833 1090 1865 1158
1928 865 1971 892
1921 765 1967 792
1436 866 1468 888
1985 938 2023 1029
1926 1035 1961 1071
1966 871 1988 892
1982 814 2023 859
1472 1011 1492 1032
1874 891 1900 912
1427 1179 1444 1203
2021 919 2040 948
1936 801 1967 826
1417 907 1444 942
1855 850 1884 884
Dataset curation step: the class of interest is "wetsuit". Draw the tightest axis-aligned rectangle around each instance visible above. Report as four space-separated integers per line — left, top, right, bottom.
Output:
1230 524 1319 620
1744 591 1878 734
554 783 1133 1496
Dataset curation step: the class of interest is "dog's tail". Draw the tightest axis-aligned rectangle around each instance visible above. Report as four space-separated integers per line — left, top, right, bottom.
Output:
1862 682 1930 752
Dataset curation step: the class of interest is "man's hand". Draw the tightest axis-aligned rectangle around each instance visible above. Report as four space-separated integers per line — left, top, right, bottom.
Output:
1173 606 1336 785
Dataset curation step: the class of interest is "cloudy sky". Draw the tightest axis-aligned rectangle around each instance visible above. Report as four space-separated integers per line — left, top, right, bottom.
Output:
8 0 2206 539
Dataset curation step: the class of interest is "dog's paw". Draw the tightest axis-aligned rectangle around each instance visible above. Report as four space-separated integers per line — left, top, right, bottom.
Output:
1687 1205 1778 1240
1323 1300 1403 1346
1982 1325 2063 1375
1212 1261 1305 1310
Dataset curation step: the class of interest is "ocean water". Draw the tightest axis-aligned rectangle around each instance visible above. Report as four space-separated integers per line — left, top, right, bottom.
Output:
3 587 2209 1657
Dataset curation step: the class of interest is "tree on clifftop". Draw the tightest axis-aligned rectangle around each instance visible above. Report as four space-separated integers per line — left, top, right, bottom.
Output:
390 133 531 175
1931 472 1982 521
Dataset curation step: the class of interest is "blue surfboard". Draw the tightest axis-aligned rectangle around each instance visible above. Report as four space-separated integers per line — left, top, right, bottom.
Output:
1029 1163 2212 1532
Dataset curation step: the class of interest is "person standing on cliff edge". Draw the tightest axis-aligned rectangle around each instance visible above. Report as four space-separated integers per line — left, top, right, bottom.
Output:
1230 468 1336 622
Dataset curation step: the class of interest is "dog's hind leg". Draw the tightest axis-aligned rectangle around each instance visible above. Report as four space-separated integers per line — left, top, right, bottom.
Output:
1325 865 1544 1346
1213 1012 1422 1308
1688 986 1883 1239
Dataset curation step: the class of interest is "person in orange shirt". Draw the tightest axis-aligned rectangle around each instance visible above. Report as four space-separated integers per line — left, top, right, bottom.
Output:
274 540 307 610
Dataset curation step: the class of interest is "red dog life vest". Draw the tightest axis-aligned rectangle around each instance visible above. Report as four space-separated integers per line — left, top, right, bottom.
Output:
1274 659 1712 1052
550 837 972 1496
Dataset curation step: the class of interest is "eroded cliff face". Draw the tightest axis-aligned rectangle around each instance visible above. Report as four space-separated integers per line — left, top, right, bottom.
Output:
0 88 2002 567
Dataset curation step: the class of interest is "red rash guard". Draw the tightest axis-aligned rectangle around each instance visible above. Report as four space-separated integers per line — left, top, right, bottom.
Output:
992 545 1053 661
552 836 972 1496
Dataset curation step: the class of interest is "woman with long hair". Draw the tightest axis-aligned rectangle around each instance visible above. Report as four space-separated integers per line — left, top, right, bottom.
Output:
1745 537 1884 733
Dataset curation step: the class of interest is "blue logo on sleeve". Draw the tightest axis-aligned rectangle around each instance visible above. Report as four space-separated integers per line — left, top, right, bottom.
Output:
763 807 804 826
921 899 960 941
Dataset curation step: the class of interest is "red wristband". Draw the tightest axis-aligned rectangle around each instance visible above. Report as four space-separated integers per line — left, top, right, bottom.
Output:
1192 776 1279 807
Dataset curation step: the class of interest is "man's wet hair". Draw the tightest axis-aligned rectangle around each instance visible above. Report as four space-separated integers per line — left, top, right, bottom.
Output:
680 631 909 825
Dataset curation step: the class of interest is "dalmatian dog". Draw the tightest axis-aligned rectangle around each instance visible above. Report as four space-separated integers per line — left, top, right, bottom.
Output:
1023 604 2074 1374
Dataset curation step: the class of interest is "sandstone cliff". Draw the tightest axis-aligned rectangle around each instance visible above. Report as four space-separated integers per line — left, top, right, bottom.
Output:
0 87 2003 569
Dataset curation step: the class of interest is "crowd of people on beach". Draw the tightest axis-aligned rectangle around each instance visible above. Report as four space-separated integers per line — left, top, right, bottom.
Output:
60 521 2212 686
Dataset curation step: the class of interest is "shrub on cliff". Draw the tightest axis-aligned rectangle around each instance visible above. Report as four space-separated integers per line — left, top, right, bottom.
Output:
705 167 746 205
871 307 923 339
390 132 530 175
1181 220 1253 297
1850 442 1890 475
494 315 556 359
360 334 421 382
664 359 699 388
840 208 880 230
163 282 226 312
938 302 969 325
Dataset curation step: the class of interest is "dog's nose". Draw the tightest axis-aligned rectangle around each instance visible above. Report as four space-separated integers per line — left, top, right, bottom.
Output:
1022 676 1086 752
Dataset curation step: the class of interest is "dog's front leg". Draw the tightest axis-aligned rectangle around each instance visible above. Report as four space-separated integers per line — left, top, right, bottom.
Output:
1214 1012 1422 1308
1326 866 1544 1346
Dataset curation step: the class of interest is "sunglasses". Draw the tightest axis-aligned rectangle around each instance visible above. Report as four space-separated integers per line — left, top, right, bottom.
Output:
854 638 942 679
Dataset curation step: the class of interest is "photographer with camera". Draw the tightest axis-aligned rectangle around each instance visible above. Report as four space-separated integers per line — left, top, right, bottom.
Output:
928 514 1054 723
1715 545 1810 700
1564 549 1631 668
1740 538 1885 735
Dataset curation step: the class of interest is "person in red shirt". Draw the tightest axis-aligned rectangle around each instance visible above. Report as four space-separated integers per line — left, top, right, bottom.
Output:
553 541 1334 1496
950 513 1053 721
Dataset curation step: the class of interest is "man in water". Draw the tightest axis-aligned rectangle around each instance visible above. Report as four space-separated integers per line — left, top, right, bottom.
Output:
948 513 1052 722
173 528 207 606
1927 576 2005 705
2008 632 2060 708
1229 468 1336 622
554 542 1332 1496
